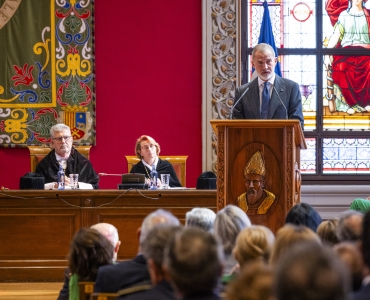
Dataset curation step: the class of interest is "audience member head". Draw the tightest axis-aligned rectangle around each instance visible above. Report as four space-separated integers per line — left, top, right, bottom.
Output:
50 123 73 157
185 207 216 232
135 135 160 160
274 241 350 300
336 210 364 243
317 219 339 247
142 225 182 285
285 202 322 232
164 227 224 296
361 209 370 288
270 224 321 265
90 223 121 261
226 261 274 300
139 209 180 246
333 242 364 291
213 204 251 256
68 228 114 281
362 210 370 269
233 225 275 267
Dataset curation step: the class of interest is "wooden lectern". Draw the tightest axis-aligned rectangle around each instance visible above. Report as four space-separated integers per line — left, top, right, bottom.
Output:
211 120 306 233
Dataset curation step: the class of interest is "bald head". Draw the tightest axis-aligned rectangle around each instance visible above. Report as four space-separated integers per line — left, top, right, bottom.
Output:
90 223 120 261
139 209 180 245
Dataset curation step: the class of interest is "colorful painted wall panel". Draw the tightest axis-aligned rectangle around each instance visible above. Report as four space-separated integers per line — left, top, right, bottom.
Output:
0 0 95 146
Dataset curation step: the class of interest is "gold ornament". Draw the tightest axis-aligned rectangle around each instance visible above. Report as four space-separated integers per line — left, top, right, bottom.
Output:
244 150 266 177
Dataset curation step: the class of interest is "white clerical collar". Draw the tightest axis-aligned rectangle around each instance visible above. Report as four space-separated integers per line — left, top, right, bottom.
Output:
258 74 275 87
55 152 70 162
142 156 159 169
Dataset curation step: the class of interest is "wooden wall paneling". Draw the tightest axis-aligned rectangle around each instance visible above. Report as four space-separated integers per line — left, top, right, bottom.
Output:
0 189 217 281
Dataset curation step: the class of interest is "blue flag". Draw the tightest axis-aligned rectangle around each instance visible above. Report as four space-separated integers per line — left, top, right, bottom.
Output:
258 1 282 76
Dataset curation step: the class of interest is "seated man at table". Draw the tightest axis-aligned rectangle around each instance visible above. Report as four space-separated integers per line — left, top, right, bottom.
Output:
35 123 99 189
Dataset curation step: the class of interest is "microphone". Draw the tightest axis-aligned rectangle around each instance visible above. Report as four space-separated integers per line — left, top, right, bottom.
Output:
230 86 250 119
272 86 288 120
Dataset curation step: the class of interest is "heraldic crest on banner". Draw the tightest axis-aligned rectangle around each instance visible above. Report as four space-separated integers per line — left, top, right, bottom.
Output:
0 0 95 146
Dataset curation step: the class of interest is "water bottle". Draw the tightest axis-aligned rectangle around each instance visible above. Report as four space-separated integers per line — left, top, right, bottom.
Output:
58 164 65 190
150 164 158 190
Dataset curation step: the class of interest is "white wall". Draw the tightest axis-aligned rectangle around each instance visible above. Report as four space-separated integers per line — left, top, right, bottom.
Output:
301 185 369 219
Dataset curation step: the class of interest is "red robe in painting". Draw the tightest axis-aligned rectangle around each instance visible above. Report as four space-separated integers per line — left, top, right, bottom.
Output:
326 0 370 108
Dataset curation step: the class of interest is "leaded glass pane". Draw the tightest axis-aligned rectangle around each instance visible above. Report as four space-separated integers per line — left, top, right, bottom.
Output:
283 1 316 48
323 138 370 174
301 138 316 173
322 1 370 131
248 0 316 49
249 1 281 48
281 55 317 131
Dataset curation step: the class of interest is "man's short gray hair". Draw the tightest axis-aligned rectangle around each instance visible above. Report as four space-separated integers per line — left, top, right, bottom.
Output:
50 123 71 137
213 204 251 255
142 225 182 268
252 43 275 59
336 210 364 242
164 227 224 295
140 209 180 245
185 207 216 232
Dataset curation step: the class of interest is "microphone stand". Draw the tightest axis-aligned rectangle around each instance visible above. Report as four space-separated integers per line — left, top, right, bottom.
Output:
230 87 250 119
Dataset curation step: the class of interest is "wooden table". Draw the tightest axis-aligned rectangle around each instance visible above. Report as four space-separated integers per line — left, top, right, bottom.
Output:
0 189 217 281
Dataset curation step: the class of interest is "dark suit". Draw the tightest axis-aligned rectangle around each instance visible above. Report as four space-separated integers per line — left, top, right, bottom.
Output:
353 283 370 300
57 268 70 300
232 76 304 129
94 254 150 293
119 280 175 300
182 292 221 300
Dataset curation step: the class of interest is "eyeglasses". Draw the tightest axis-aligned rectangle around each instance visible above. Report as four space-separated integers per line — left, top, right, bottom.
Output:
141 144 155 151
53 136 72 142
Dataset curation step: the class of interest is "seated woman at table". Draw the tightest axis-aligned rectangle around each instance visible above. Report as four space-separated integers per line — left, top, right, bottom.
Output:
130 135 182 188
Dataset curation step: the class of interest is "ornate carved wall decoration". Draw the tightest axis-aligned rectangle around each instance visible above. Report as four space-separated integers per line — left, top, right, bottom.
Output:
210 0 237 172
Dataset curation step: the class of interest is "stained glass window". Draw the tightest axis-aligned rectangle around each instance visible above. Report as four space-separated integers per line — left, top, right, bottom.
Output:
301 138 316 174
323 139 370 174
242 0 370 182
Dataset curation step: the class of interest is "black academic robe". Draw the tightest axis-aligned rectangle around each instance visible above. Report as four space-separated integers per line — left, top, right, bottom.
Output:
35 147 99 189
130 158 182 187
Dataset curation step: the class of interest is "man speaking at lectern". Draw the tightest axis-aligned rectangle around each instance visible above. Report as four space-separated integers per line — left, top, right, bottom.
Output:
232 43 304 129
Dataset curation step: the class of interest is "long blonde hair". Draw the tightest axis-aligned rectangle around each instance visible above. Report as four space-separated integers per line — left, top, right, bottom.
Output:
233 225 275 267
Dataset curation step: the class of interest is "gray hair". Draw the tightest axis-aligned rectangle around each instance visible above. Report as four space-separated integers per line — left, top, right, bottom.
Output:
213 204 251 255
336 210 364 242
252 43 276 59
142 225 182 268
164 227 224 295
50 123 71 137
185 207 216 232
90 223 119 248
140 209 180 245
